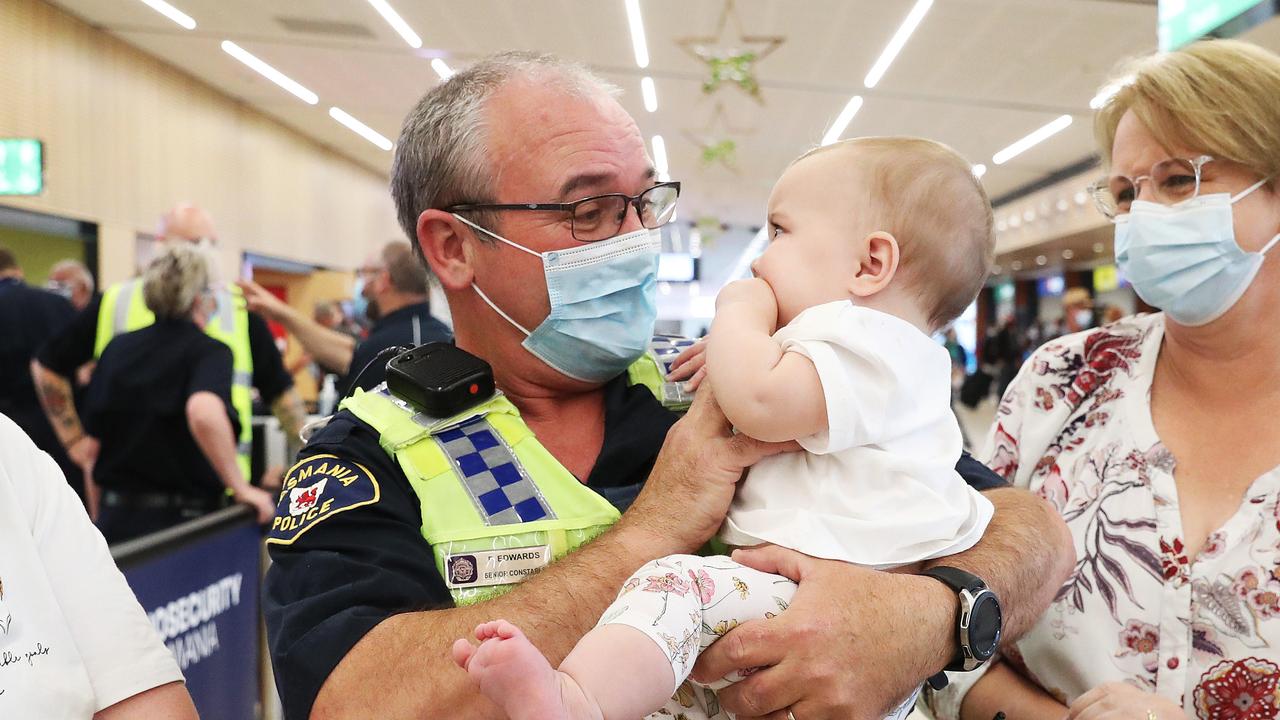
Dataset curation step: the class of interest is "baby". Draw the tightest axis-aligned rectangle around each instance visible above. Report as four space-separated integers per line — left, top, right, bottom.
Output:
452 137 997 720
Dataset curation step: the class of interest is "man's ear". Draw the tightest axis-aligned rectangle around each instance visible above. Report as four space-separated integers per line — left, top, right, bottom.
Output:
849 231 900 298
418 209 478 291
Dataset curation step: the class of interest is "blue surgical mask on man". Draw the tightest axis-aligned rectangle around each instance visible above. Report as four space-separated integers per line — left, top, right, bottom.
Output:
453 214 662 383
1114 177 1280 327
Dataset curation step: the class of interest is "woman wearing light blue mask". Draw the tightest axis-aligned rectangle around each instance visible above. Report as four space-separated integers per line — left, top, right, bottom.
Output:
930 40 1280 720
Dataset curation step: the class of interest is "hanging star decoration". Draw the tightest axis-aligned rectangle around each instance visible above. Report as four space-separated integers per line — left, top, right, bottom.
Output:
683 102 755 174
675 0 785 104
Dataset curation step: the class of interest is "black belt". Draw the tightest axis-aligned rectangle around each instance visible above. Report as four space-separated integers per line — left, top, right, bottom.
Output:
102 489 224 512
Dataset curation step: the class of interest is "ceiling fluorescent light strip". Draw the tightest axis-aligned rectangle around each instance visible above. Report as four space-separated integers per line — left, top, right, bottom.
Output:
221 41 318 105
641 76 658 113
625 0 650 69
1089 74 1135 110
330 107 393 151
366 0 422 48
431 58 454 81
822 96 864 146
992 114 1073 165
652 135 668 179
863 0 933 89
137 0 196 30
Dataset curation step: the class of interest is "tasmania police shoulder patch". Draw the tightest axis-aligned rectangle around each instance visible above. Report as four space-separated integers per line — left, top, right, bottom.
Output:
266 453 380 545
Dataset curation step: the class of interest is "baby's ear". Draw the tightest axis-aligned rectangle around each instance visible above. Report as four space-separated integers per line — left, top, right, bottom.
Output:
849 231 900 297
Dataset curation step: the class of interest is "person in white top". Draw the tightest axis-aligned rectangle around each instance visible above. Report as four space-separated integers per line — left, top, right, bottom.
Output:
0 413 194 719
448 136 999 720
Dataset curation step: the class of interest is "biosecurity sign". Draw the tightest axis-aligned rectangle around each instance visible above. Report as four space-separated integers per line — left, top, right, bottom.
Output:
117 514 261 720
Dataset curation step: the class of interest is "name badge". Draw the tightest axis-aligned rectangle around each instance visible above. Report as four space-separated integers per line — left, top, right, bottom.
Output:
445 545 552 589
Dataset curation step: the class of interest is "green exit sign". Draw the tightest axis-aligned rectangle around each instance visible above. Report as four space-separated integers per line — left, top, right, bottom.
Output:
0 139 44 196
1159 0 1269 50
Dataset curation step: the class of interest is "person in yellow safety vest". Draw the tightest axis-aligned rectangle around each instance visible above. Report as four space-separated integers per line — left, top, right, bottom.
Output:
32 204 309 519
80 243 278 544
262 51 1074 720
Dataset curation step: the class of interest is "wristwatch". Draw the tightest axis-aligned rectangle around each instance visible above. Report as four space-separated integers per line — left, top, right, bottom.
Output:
921 566 1003 690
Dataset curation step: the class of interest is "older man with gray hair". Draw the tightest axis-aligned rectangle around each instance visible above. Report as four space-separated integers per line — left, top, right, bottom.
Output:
264 51 1072 720
47 258 96 311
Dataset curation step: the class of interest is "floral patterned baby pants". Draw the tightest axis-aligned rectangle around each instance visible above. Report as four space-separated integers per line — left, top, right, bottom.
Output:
599 554 920 720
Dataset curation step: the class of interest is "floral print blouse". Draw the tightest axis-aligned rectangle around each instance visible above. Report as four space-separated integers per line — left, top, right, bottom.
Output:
930 313 1280 720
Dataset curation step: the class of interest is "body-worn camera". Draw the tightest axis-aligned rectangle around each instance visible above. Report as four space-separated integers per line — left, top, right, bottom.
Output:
386 342 496 417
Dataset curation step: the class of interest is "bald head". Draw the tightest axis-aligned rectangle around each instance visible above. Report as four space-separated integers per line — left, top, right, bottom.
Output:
158 204 217 244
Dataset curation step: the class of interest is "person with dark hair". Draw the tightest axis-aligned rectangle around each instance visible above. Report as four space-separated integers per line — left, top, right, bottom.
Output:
0 245 82 498
239 239 452 395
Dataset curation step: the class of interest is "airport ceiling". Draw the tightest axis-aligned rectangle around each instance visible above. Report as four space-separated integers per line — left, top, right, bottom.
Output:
50 0 1159 227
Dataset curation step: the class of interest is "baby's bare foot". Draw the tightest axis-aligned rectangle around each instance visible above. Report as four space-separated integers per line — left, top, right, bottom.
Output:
452 620 600 720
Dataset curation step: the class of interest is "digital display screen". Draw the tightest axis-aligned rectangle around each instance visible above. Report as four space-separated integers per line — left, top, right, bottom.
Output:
1094 264 1120 293
1159 0 1267 50
1037 275 1065 297
657 253 696 282
0 139 43 195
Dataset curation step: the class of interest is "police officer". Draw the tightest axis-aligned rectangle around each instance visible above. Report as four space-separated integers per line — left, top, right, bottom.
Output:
82 243 277 544
32 204 308 511
263 52 1074 720
0 246 81 497
238 240 452 395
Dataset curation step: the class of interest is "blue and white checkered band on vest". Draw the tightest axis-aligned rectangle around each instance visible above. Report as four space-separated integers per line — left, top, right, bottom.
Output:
435 417 556 525
649 334 699 375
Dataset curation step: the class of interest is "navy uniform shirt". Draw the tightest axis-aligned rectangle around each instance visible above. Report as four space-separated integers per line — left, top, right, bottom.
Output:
342 301 452 396
0 277 77 482
37 293 295 407
263 375 1007 720
83 319 238 498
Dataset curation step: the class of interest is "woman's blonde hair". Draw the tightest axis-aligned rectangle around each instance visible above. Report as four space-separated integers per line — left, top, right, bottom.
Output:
1095 39 1280 183
142 242 212 320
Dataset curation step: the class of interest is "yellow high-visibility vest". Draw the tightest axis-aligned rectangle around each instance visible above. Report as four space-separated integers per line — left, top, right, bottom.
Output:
95 279 255 480
341 336 697 606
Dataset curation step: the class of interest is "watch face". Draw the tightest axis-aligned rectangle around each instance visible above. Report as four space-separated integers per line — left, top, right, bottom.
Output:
969 592 1003 660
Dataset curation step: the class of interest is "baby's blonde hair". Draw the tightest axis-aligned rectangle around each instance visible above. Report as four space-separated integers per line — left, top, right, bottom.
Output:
1095 39 1280 182
796 137 994 330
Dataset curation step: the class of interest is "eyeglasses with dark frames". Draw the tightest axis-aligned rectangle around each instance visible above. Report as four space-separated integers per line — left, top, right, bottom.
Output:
447 181 681 242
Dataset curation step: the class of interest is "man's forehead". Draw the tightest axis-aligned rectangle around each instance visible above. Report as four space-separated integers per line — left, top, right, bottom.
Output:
486 80 650 200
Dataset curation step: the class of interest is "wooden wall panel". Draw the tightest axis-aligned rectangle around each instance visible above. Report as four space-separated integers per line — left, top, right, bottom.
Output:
0 0 400 285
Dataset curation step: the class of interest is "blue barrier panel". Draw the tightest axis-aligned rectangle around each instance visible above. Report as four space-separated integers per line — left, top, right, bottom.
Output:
113 507 261 720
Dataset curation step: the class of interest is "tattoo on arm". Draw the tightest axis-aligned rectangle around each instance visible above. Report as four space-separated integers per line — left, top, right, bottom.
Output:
32 363 83 444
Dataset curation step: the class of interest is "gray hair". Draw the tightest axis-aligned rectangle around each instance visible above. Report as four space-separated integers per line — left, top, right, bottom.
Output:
390 51 620 257
49 259 94 295
142 243 211 320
